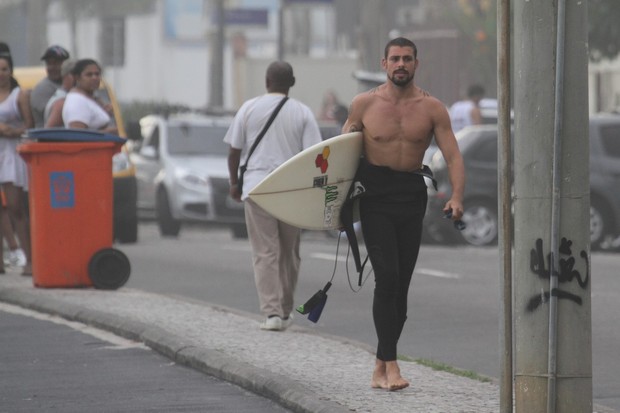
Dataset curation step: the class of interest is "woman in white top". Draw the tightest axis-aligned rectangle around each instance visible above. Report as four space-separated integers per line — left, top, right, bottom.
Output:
0 50 34 275
62 59 117 134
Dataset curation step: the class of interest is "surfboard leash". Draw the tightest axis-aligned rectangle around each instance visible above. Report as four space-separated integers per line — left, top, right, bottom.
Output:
336 231 372 293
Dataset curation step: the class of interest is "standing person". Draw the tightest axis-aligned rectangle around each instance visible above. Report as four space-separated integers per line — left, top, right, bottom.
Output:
30 45 70 127
0 45 34 276
62 59 117 134
44 59 76 127
318 89 348 126
225 61 322 331
0 189 27 273
448 83 485 133
342 37 465 391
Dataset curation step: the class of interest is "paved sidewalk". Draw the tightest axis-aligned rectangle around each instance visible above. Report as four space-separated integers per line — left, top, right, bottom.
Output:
0 276 615 413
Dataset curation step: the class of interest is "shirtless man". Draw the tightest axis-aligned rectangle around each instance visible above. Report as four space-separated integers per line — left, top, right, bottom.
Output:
342 37 465 391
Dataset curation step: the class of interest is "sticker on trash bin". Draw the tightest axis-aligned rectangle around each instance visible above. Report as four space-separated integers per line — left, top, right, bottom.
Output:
50 172 75 208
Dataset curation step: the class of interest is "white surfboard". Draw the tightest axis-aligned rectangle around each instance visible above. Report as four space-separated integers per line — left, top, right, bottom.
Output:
248 132 363 230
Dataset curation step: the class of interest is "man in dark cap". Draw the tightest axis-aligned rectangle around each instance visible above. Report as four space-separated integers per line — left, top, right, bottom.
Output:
30 45 70 127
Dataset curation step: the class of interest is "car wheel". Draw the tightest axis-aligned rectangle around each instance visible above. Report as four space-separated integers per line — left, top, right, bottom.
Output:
460 201 498 246
114 215 138 244
422 220 461 245
156 189 181 237
231 224 248 239
590 202 611 251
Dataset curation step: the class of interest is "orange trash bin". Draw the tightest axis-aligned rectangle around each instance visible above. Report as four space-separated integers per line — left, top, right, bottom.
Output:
18 131 129 289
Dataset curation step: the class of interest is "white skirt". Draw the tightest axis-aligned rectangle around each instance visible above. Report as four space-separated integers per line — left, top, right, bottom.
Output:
0 137 28 189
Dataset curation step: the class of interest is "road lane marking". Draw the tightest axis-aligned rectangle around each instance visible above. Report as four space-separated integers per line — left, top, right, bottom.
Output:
415 268 461 279
309 254 461 279
0 302 149 350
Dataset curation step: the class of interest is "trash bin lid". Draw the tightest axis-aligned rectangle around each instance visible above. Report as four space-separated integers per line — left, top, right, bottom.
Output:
88 248 131 290
27 128 126 143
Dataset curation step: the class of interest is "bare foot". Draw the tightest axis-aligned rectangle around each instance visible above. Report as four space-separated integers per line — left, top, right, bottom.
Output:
370 359 388 389
386 360 409 391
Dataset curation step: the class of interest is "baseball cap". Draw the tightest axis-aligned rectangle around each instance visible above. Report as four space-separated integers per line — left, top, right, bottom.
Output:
60 59 77 77
41 45 70 61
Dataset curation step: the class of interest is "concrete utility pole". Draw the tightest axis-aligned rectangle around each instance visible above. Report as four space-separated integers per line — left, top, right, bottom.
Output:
208 0 225 110
497 0 512 411
513 1 591 412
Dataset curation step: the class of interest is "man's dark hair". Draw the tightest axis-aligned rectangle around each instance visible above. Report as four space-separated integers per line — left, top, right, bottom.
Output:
384 37 418 59
72 58 102 77
467 84 485 98
266 61 295 92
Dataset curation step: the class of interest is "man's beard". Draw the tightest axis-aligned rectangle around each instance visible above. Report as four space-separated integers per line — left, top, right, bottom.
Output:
389 71 413 87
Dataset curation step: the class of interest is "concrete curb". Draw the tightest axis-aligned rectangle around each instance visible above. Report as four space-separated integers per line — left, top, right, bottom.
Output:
1 279 617 413
0 285 350 413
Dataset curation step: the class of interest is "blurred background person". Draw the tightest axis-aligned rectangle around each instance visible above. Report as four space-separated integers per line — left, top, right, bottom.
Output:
1 188 26 273
30 45 70 128
0 43 34 276
44 59 77 127
225 61 323 331
448 84 485 133
62 58 117 134
318 89 348 127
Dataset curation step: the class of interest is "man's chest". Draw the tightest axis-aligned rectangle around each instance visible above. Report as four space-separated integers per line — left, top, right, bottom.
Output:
363 104 433 141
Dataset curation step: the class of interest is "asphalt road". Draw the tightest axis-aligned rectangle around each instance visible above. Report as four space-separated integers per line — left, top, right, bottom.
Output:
0 303 292 413
122 222 620 411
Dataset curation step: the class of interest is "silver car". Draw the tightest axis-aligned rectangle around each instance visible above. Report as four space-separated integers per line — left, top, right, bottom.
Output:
130 114 246 238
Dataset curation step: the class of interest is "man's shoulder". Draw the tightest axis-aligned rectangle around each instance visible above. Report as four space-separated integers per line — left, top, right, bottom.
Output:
33 77 54 90
31 78 57 98
288 97 313 111
424 94 448 107
350 87 383 108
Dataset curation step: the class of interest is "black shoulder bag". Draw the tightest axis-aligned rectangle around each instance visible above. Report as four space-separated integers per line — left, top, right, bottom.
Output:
237 96 288 196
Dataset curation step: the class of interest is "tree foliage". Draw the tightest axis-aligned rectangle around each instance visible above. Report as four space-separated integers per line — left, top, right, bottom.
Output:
588 0 620 62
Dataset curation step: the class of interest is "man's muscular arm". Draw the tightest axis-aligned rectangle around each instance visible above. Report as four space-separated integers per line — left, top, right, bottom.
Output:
432 103 465 220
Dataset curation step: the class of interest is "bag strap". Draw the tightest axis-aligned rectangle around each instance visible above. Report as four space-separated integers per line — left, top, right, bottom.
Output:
240 96 289 171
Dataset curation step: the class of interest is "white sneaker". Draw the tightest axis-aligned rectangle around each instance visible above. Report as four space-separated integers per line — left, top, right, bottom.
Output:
281 314 294 330
260 316 283 331
8 249 26 267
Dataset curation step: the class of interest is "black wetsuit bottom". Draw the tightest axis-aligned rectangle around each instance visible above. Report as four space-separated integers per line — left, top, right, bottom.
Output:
357 160 428 362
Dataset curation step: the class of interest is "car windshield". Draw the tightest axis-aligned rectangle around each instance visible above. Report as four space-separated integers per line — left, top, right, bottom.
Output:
166 124 229 156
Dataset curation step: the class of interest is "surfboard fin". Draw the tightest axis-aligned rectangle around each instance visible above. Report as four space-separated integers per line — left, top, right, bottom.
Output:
296 282 332 323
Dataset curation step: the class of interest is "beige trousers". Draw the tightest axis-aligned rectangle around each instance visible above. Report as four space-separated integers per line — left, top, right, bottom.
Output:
244 199 301 318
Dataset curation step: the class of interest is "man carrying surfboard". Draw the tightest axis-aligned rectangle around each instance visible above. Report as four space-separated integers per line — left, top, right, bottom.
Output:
342 37 465 392
224 61 323 332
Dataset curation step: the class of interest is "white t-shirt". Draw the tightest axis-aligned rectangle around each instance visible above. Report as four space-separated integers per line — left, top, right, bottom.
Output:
224 93 322 200
62 91 111 130
449 100 476 133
